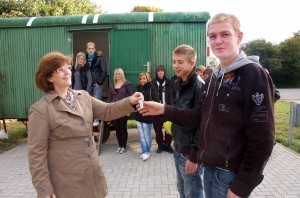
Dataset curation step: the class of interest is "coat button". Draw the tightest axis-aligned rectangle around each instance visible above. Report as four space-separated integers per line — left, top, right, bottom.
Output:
39 186 45 192
81 121 85 127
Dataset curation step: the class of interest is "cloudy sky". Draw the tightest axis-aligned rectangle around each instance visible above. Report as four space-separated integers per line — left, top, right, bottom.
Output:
97 0 300 44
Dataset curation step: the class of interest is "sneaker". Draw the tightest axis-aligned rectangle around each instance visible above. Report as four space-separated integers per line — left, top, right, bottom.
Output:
116 147 121 153
93 120 100 126
157 144 163 153
140 154 144 159
119 147 127 154
142 153 150 161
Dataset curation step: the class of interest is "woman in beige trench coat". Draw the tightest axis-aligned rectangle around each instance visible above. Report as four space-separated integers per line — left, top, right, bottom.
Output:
28 51 143 198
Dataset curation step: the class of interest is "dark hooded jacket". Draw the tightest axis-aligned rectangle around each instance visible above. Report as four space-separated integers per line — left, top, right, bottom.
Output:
135 82 159 124
152 76 174 105
107 80 133 102
163 52 275 197
86 52 107 85
71 63 92 95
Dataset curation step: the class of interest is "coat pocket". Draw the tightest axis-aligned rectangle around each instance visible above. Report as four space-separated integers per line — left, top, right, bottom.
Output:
50 113 70 130
215 89 240 119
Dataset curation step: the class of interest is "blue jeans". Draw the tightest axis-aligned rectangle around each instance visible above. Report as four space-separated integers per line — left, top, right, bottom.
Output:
91 85 102 100
203 166 236 198
173 150 204 198
136 121 152 154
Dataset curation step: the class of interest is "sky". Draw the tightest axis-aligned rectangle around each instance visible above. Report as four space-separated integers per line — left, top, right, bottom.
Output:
97 0 300 45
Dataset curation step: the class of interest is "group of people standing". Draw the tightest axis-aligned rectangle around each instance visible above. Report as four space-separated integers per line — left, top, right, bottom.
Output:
139 12 275 198
71 42 107 126
27 12 275 198
107 66 174 161
71 42 175 161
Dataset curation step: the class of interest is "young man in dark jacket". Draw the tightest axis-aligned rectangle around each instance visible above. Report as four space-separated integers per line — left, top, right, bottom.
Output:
169 44 204 198
152 65 174 154
86 42 107 126
139 13 275 198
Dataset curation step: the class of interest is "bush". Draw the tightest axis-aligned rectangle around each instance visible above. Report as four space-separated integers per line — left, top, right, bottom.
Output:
127 120 137 129
0 128 27 152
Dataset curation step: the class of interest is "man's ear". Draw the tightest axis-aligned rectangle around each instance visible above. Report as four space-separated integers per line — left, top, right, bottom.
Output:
237 32 243 44
190 60 196 67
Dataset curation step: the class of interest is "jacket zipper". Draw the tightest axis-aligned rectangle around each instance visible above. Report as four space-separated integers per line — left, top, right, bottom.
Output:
200 74 218 163
225 138 231 167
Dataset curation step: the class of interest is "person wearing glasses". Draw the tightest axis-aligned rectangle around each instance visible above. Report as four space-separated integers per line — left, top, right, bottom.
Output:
28 51 143 198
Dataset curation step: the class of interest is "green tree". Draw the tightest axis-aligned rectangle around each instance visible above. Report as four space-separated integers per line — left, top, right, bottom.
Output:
279 36 300 87
241 39 283 85
0 0 102 18
131 6 163 12
241 39 281 73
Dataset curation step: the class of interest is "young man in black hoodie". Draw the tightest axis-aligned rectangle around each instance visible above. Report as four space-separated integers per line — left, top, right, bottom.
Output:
152 65 174 154
139 13 275 198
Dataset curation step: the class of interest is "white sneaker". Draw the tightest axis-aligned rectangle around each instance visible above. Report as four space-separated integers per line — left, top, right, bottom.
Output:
119 147 127 154
93 120 100 126
142 153 150 161
116 147 121 153
140 154 144 159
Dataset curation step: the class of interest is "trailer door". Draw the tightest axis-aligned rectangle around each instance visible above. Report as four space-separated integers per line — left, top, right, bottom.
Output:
110 29 151 91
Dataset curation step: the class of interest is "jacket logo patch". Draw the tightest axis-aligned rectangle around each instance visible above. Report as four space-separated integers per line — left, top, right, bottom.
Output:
219 104 229 113
252 92 264 106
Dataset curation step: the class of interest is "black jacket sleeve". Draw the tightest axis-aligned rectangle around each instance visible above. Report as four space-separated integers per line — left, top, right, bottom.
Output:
97 57 107 85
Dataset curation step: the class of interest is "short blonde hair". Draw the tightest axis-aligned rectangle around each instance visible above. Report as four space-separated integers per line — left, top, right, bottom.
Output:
114 68 126 84
138 72 151 85
196 65 206 72
86 42 96 49
173 44 197 63
207 13 241 35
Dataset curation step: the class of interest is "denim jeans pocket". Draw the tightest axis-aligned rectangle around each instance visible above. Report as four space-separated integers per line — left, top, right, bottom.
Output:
214 168 236 187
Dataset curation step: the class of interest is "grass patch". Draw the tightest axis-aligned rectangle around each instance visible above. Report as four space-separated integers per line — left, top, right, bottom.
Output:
127 120 137 129
0 120 28 153
275 101 300 153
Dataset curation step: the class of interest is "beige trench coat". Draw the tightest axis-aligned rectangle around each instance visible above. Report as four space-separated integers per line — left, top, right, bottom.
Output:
28 90 135 198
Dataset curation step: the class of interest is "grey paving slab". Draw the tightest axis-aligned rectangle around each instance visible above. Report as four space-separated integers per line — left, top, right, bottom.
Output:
1 129 300 197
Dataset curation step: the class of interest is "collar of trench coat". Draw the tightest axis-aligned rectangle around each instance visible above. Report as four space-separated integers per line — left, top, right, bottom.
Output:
44 89 87 118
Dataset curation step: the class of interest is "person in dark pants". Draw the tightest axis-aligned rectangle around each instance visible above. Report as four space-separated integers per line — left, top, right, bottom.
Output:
108 68 133 154
86 42 107 126
152 65 173 153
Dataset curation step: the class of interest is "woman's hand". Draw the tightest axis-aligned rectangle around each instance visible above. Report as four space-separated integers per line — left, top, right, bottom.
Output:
129 92 144 105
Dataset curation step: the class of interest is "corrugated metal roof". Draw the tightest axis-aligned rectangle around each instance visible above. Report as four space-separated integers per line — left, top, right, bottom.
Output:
0 12 210 28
